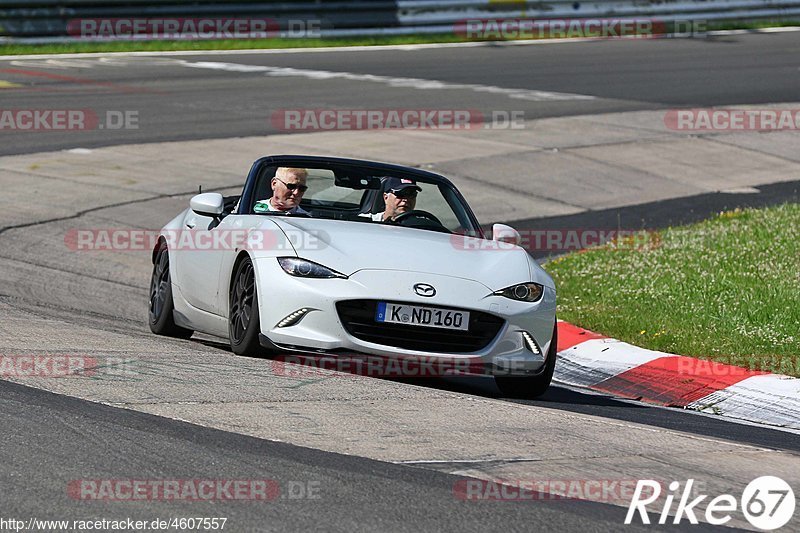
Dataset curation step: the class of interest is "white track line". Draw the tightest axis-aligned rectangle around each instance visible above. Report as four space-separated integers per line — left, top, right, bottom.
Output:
177 59 595 101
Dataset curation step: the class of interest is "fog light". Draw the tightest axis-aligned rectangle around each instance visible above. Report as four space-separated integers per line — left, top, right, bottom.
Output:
521 331 541 355
276 308 310 328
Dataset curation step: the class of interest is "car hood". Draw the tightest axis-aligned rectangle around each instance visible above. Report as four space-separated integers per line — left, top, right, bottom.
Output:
266 217 552 291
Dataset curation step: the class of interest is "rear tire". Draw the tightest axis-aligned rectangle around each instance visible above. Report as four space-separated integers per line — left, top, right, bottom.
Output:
229 257 264 356
148 245 193 338
495 322 558 399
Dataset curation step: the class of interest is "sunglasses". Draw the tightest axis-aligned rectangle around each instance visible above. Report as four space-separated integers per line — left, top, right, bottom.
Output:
392 189 418 199
275 177 308 193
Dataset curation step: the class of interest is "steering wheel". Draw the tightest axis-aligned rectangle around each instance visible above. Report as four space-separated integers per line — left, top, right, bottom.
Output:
390 210 450 233
392 209 442 225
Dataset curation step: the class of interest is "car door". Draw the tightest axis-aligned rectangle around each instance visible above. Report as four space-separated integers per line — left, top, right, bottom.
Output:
171 209 224 314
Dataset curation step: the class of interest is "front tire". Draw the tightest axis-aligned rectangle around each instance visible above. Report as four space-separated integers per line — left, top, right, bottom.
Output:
495 322 558 399
149 245 193 338
229 257 263 356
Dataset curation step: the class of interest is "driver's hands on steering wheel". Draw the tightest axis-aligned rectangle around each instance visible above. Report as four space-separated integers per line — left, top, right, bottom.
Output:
387 210 450 233
391 209 441 225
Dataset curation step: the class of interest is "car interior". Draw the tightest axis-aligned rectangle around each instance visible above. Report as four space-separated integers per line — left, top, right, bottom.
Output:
244 163 476 235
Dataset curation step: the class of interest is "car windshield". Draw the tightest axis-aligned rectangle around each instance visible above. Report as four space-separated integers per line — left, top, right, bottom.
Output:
251 165 482 237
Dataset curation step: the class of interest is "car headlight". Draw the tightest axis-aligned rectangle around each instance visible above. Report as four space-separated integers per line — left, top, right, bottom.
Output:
494 282 544 302
278 257 347 279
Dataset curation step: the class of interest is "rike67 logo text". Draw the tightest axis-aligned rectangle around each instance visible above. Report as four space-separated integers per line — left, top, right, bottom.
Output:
626 477 795 530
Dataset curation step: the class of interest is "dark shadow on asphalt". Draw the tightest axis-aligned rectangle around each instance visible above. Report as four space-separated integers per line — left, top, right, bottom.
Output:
403 373 643 408
190 336 235 351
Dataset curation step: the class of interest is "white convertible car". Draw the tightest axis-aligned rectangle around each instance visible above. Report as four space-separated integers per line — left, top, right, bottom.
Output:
149 155 557 397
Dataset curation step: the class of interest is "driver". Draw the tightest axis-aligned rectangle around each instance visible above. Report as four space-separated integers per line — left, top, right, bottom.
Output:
366 177 422 222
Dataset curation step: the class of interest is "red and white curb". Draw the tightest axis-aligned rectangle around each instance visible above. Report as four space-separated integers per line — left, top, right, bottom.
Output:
554 321 800 430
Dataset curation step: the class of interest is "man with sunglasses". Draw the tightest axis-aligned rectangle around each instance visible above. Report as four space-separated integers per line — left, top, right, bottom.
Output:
364 177 422 222
254 167 310 215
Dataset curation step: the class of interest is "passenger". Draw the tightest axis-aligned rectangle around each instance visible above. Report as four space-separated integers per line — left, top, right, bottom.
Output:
254 167 310 215
366 177 422 222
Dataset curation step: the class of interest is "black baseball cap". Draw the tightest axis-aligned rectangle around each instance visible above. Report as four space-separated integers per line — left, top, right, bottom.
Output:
383 177 422 195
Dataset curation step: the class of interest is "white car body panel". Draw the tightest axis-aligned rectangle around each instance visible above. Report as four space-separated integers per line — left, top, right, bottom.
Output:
266 217 551 291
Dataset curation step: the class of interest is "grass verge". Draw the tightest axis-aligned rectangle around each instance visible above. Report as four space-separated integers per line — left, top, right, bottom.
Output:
0 34 465 56
545 203 800 376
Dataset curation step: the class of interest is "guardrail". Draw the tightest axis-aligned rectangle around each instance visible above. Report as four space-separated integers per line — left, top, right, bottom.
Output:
399 0 800 23
1 0 798 40
0 1 400 38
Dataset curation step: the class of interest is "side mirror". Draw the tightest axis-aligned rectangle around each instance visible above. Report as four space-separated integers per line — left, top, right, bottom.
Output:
190 193 224 217
492 223 521 245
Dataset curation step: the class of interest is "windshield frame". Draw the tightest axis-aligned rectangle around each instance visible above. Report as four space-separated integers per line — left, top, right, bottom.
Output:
239 155 485 237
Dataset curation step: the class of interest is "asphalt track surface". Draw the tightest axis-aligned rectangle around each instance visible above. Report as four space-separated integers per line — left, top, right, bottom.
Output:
2 378 729 533
1 32 799 155
1 34 799 532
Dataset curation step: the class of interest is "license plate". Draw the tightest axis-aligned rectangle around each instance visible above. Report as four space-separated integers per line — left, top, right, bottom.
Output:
375 302 470 331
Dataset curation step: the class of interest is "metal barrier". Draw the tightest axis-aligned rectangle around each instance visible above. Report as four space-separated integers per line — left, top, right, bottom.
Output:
0 1 400 38
1 0 798 40
399 0 800 23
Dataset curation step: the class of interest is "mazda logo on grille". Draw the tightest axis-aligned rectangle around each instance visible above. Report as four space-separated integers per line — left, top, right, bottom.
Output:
414 283 436 297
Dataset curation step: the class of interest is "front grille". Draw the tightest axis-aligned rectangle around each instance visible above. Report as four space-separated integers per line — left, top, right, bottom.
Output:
336 300 504 353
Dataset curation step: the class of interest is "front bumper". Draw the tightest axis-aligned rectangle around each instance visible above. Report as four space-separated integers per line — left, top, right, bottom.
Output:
255 261 556 376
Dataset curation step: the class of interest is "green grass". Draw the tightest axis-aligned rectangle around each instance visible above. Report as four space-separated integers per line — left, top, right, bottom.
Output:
706 19 800 31
0 20 797 56
0 34 466 56
545 204 800 376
